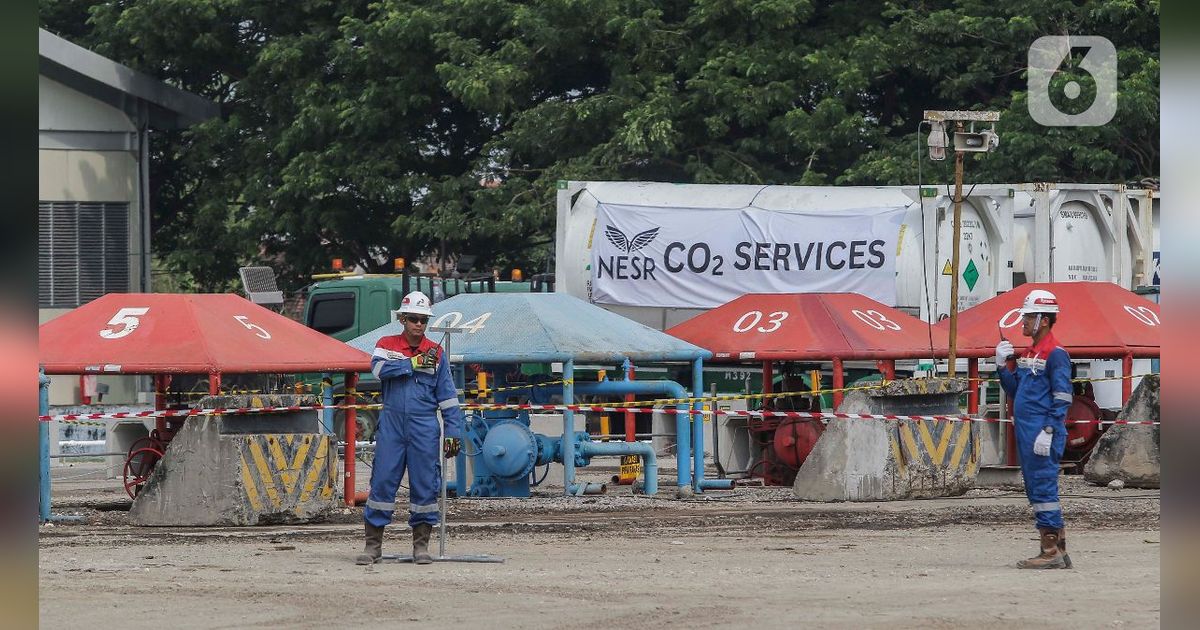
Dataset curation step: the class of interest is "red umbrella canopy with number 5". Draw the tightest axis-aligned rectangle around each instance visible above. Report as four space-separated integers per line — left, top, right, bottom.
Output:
39 293 372 374
666 293 990 361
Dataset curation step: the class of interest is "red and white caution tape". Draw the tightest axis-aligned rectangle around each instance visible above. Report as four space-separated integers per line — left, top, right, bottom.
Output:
37 404 1159 426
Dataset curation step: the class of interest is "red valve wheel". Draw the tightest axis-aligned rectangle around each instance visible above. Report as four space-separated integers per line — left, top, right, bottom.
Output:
122 446 165 499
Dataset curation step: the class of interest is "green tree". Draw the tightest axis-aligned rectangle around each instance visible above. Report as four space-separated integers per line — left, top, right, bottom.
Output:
40 0 1158 291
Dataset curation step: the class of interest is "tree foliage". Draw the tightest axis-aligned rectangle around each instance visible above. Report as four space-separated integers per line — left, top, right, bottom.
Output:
40 0 1159 291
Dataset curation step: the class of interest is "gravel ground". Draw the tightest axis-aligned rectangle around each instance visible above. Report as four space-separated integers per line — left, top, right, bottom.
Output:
41 467 1159 628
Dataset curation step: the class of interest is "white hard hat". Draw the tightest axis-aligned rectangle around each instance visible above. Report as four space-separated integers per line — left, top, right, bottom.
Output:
1019 289 1060 315
396 291 433 317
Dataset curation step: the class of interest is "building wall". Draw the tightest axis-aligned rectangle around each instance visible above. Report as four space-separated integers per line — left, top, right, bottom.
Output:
40 76 146 406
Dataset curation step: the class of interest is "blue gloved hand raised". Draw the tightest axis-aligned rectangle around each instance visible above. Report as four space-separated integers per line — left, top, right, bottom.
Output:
1033 429 1053 456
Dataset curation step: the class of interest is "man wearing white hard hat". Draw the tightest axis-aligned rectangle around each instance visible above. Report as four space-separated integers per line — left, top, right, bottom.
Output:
356 291 463 565
995 288 1073 569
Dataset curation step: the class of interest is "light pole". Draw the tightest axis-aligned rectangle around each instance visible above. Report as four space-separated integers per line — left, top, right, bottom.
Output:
922 110 1000 377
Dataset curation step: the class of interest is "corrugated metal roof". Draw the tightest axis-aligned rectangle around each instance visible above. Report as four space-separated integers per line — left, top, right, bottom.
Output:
39 28 219 128
348 293 709 363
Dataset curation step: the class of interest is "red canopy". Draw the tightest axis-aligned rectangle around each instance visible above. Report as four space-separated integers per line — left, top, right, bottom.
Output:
939 282 1160 359
39 293 372 374
666 293 990 361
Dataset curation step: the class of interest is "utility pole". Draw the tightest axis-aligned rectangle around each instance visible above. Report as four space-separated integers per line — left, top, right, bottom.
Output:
949 121 964 377
923 110 1000 377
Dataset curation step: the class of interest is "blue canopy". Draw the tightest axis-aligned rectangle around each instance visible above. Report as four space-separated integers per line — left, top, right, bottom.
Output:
347 293 710 364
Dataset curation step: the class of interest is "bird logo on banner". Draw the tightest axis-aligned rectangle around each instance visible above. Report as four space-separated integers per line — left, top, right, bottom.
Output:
605 225 660 253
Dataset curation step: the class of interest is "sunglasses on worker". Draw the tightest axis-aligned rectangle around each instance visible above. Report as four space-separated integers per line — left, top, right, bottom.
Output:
404 315 429 325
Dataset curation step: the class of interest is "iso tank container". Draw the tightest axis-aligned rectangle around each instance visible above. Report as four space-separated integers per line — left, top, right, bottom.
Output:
554 181 1016 330
1010 184 1155 291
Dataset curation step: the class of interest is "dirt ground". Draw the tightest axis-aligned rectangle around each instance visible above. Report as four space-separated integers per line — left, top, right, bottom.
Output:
40 466 1159 629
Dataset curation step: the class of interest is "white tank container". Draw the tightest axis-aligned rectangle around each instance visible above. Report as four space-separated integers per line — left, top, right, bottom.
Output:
555 181 1016 329
1010 184 1155 290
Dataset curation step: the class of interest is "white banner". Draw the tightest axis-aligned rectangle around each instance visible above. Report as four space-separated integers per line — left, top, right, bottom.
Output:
590 203 907 308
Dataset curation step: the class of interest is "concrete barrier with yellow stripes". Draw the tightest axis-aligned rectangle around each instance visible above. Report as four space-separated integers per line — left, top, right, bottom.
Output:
794 380 978 501
130 395 338 526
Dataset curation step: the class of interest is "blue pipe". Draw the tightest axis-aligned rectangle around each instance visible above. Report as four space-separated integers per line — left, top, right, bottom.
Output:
39 369 50 523
692 358 703 491
39 370 86 524
562 360 576 496
571 379 691 494
451 365 468 496
578 440 658 495
690 359 734 491
321 373 334 434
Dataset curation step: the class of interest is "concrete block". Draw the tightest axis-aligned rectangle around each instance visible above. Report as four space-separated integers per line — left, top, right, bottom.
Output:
130 395 338 526
1084 375 1160 489
793 379 978 501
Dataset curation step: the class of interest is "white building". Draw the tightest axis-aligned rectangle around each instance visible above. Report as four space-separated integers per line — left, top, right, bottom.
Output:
39 28 218 405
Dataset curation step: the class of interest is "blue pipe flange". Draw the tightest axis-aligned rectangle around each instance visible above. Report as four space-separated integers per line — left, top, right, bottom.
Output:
470 477 497 497
533 433 558 467
479 420 538 481
572 432 593 468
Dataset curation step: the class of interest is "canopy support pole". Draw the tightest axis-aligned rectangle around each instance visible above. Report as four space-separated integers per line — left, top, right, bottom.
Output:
344 372 358 507
832 358 845 409
1122 352 1134 404
968 358 979 414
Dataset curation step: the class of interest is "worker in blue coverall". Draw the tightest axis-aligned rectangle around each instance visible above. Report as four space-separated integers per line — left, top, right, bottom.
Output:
995 288 1073 569
356 291 463 565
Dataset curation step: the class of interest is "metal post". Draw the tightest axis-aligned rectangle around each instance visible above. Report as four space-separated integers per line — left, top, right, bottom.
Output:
344 372 358 506
711 382 724 479
623 360 636 442
437 327 453 557
967 358 980 414
832 358 845 409
154 374 166 436
948 131 964 377
691 358 704 492
1122 352 1134 404
761 361 773 405
321 374 334 434
562 360 576 495
39 369 51 523
453 365 468 496
209 373 221 396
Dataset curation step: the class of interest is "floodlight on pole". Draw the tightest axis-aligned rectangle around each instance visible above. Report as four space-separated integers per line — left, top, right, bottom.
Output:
927 121 948 161
922 110 1001 377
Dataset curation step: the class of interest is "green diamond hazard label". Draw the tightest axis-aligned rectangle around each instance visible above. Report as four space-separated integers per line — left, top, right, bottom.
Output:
963 259 980 290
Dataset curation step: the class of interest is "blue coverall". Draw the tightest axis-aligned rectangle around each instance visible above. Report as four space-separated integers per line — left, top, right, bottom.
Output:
364 335 463 529
996 332 1073 529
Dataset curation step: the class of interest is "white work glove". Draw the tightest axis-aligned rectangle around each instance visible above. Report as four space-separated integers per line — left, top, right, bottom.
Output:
995 340 1014 367
1033 429 1052 457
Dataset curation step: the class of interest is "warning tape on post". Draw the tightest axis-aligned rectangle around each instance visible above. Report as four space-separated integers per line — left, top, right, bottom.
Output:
37 403 1159 427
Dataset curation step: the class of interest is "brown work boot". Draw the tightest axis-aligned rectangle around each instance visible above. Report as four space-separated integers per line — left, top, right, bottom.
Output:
356 523 384 565
412 523 434 565
1057 527 1073 569
1017 528 1068 569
